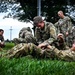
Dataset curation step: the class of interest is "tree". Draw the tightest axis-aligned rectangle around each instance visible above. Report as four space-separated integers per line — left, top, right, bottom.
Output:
0 0 75 23
16 0 75 23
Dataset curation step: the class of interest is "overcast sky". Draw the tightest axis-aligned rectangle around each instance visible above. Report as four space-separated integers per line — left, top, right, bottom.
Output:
0 13 33 40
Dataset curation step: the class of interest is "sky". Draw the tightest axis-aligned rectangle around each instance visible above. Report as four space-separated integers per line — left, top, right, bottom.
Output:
0 13 33 40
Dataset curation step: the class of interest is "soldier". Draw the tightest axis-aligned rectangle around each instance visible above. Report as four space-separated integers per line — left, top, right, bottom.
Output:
33 16 57 45
67 26 75 47
13 27 37 45
54 11 73 46
2 42 75 61
72 26 75 43
51 33 69 50
0 29 5 48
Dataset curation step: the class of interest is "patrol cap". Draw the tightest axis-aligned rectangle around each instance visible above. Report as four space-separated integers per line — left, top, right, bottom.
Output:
33 16 43 26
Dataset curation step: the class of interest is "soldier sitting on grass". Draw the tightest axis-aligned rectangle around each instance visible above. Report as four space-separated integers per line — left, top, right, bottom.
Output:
0 29 5 48
13 27 37 45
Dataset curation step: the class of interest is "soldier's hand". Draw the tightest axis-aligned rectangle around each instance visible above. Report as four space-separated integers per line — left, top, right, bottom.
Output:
38 43 51 49
38 43 46 48
71 43 75 51
47 45 52 49
57 33 63 38
66 32 69 36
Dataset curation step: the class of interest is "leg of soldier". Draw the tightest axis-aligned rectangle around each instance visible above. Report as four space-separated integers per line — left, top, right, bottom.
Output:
56 50 75 61
43 46 75 61
13 38 27 45
2 43 29 58
25 35 38 45
3 43 44 58
47 46 75 61
13 37 38 45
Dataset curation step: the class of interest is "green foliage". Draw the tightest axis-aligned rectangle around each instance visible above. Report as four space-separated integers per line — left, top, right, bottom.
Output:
0 57 75 75
16 0 75 23
0 0 75 23
3 42 15 50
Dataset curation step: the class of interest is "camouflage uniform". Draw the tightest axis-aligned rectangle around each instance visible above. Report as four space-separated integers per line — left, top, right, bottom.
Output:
54 16 73 46
13 27 37 45
3 43 75 61
35 22 57 44
0 29 5 48
72 26 75 42
67 26 75 47
55 16 72 35
0 35 4 42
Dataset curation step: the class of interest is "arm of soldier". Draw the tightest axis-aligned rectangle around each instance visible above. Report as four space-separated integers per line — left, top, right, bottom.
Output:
38 43 49 48
38 43 71 61
54 22 59 27
35 27 42 43
50 24 57 39
0 36 5 47
2 35 4 42
67 19 73 34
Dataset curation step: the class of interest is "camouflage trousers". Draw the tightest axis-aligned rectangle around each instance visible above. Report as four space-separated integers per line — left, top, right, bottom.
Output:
2 43 75 61
3 43 42 58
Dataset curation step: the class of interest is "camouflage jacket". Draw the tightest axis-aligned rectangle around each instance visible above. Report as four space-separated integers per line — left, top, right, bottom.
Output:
54 16 73 35
35 22 57 44
72 26 75 38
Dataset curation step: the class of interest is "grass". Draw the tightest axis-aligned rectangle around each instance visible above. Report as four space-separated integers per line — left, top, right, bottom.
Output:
0 57 75 75
0 42 75 75
3 42 15 50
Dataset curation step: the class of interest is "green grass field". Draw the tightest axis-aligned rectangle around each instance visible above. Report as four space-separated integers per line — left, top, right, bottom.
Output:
3 42 15 50
0 42 75 75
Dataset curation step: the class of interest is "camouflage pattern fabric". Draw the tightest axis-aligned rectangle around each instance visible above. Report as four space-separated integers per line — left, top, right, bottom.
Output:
3 43 42 58
19 27 32 38
54 16 72 35
0 35 4 42
35 22 57 44
0 35 5 48
72 26 75 42
54 16 73 46
13 27 37 45
3 43 75 61
66 26 75 47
